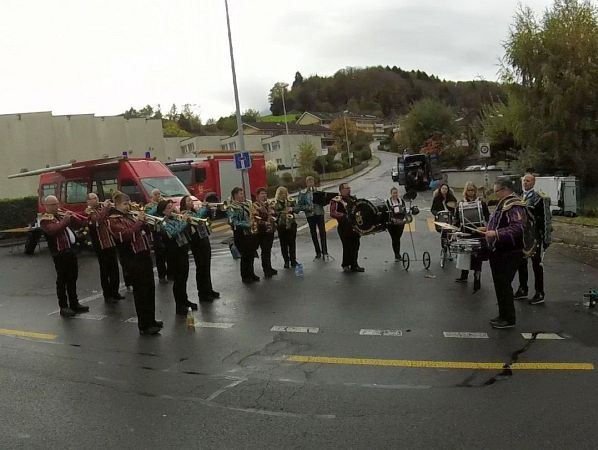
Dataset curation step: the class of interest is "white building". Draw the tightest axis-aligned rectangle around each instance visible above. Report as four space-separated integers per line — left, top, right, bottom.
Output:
0 111 165 199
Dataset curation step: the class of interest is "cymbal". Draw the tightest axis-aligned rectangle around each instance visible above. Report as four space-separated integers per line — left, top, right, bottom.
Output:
446 201 457 209
433 221 459 231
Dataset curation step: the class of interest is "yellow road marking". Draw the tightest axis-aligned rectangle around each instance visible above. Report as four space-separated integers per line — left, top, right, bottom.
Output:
0 328 57 341
286 355 594 371
211 223 229 231
325 219 337 231
427 217 437 232
405 221 416 232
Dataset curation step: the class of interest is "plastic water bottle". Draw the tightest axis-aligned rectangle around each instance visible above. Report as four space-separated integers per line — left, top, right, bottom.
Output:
294 263 304 278
186 307 195 328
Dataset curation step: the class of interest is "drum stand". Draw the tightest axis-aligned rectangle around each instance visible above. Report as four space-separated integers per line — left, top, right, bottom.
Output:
401 214 431 271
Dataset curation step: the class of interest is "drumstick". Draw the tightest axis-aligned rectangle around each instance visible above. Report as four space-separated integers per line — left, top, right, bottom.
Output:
462 225 486 235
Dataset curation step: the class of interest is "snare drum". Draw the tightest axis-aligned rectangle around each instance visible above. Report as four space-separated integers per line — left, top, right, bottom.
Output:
434 211 453 233
450 238 483 270
459 201 485 229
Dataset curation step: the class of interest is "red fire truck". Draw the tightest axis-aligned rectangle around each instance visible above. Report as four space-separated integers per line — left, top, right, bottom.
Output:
9 154 191 215
166 152 267 202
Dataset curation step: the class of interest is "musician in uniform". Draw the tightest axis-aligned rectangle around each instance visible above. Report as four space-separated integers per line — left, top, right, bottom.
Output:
274 186 299 268
454 182 490 292
145 188 170 284
298 176 328 259
107 192 161 335
179 195 220 302
86 193 124 303
253 187 278 278
227 187 259 283
431 183 458 216
483 179 525 329
40 195 90 317
514 173 550 305
385 187 406 262
156 200 195 315
330 183 364 272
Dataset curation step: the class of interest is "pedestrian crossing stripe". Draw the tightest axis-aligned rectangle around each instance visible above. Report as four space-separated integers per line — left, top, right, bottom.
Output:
427 217 437 232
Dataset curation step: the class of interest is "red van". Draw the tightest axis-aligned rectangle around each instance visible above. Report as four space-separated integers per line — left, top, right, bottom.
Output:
10 155 191 214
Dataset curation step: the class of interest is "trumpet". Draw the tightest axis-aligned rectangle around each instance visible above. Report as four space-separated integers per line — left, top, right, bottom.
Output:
57 208 88 221
127 210 164 226
171 213 208 225
204 201 228 211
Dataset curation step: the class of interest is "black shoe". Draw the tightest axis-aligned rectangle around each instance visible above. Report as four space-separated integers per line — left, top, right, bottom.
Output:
455 278 468 284
351 266 365 272
208 290 220 299
186 301 198 311
489 316 502 324
315 253 322 260
342 266 351 272
198 296 214 302
153 320 164 328
72 304 89 314
514 287 528 300
139 326 161 336
104 296 119 304
473 279 481 293
491 320 516 329
291 261 297 268
529 293 545 305
284 262 290 269
112 293 126 300
159 277 168 285
251 275 261 282
59 307 76 318
264 269 278 278
394 255 402 262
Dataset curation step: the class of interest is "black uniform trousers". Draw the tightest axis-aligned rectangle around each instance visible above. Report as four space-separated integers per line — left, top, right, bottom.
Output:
387 224 405 259
117 251 133 288
190 235 213 299
518 250 544 294
489 251 523 323
338 221 361 269
307 215 327 255
121 250 156 330
52 250 79 309
168 244 190 311
155 245 169 280
256 231 275 272
233 229 256 280
95 246 120 298
277 223 297 265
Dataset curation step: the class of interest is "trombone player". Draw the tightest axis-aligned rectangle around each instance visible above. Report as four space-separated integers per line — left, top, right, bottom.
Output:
40 195 90 317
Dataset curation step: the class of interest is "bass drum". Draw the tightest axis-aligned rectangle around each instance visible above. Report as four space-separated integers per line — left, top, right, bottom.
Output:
349 197 388 235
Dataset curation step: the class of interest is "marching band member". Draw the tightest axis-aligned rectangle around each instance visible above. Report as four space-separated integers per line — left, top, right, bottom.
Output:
145 189 170 284
86 193 124 303
514 173 550 305
330 183 364 272
253 188 278 278
454 182 490 292
179 195 220 302
385 187 406 262
106 192 161 335
156 200 194 315
227 187 259 283
431 182 458 216
274 186 299 269
298 176 328 259
40 195 89 317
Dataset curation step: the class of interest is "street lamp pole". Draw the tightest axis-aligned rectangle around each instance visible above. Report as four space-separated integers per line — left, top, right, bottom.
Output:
224 0 247 195
280 84 293 178
343 110 352 167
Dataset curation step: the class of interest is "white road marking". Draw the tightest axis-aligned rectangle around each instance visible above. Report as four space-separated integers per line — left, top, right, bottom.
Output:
205 377 247 402
521 332 565 340
124 317 138 323
443 331 489 339
270 325 320 334
71 314 106 321
359 329 403 337
195 321 234 329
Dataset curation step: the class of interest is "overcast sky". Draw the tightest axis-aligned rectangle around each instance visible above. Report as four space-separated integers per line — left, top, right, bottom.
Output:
1 0 555 120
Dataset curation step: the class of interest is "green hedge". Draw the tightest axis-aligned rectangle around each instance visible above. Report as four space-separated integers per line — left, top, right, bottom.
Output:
0 197 38 229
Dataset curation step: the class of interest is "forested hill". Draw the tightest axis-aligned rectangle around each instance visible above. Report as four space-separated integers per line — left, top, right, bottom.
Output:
269 66 506 120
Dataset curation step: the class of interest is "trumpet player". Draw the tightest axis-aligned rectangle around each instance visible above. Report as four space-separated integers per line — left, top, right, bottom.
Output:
273 186 299 269
145 189 170 284
254 187 278 278
40 196 90 317
107 192 161 335
180 196 220 302
86 193 124 303
156 200 195 315
227 187 259 283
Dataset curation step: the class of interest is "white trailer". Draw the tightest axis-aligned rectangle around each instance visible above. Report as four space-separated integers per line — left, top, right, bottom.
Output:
534 176 580 216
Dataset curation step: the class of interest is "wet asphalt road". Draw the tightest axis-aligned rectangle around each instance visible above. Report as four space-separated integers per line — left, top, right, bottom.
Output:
1 150 598 449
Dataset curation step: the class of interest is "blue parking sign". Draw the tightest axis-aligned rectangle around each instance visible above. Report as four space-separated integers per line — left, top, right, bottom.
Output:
234 151 252 170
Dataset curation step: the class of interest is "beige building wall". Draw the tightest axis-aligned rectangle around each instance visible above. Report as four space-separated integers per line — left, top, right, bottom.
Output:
220 134 269 153
179 136 228 155
262 134 324 169
0 112 165 199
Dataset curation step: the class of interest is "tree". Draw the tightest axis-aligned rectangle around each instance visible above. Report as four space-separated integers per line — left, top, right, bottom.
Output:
292 71 304 88
297 141 318 176
167 104 178 121
268 82 292 116
329 117 357 156
398 98 456 152
501 0 598 181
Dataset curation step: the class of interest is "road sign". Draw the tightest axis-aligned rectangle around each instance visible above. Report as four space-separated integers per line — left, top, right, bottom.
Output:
234 151 252 170
479 143 491 158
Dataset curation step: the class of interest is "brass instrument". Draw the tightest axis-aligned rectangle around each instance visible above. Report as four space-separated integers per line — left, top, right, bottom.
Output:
57 208 88 221
127 210 164 226
204 201 228 211
171 212 208 225
250 201 259 235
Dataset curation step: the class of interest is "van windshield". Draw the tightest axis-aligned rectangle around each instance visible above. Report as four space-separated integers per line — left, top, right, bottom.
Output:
140 177 189 197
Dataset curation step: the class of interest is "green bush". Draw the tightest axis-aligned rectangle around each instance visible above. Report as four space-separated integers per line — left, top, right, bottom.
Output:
266 172 280 187
0 196 38 230
280 172 293 185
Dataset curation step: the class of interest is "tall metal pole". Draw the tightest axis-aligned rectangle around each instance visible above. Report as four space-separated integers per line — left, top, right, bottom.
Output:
224 0 248 196
280 84 293 178
343 111 352 167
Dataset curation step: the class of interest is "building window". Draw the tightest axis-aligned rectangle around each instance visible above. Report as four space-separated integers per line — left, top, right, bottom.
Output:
262 144 270 152
271 141 281 151
276 158 283 165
